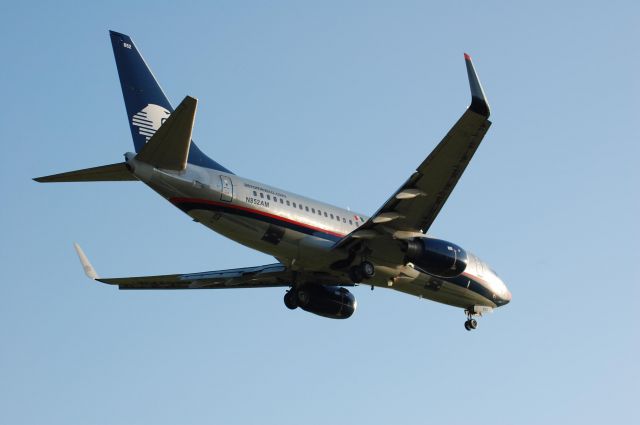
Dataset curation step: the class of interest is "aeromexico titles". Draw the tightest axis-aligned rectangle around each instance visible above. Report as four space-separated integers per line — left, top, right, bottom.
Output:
35 31 511 331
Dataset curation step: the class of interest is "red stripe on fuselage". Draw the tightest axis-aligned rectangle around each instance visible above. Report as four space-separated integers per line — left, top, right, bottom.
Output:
170 197 347 238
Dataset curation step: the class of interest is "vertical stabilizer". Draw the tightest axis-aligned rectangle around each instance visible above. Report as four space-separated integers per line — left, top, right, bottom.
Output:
109 30 233 173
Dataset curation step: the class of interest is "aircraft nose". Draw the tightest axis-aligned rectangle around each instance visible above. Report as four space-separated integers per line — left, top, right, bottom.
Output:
502 287 512 304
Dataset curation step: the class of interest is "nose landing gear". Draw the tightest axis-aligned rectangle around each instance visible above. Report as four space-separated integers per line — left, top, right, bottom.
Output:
463 306 493 331
464 309 479 331
464 318 478 331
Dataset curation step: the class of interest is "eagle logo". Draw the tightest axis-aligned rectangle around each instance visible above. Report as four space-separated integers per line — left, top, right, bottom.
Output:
131 104 170 141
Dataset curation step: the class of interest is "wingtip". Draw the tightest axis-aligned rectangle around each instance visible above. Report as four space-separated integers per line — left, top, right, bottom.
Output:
463 53 490 118
73 242 99 280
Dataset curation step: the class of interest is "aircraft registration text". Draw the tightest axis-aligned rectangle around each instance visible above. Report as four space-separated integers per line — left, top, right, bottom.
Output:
246 197 269 208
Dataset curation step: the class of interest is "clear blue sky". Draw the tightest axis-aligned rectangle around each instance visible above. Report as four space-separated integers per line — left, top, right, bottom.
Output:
1 1 638 424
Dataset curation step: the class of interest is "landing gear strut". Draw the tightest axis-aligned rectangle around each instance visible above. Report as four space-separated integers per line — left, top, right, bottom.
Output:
349 261 376 283
463 309 478 331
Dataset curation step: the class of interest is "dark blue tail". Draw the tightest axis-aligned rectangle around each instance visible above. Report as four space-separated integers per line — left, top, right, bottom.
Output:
109 30 233 174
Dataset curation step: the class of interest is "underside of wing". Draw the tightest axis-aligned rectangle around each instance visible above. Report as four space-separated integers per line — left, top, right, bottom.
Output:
73 244 351 290
72 243 292 289
375 109 491 233
334 54 491 249
100 263 291 290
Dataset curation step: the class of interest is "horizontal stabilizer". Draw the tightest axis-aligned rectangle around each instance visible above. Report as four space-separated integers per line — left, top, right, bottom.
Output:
34 162 136 183
136 96 197 171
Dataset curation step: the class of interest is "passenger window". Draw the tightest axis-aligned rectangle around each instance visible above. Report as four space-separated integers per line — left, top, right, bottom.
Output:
336 216 340 221
286 200 290 206
318 210 322 216
260 192 264 198
273 196 277 203
292 202 297 208
324 212 328 217
343 218 346 223
299 204 303 210
253 191 257 196
330 214 334 219
349 220 353 225
305 206 309 212
280 198 284 204
267 194 271 200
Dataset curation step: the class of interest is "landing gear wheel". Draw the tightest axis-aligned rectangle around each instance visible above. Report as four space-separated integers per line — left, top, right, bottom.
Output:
464 320 471 331
360 261 375 279
297 289 311 306
349 266 364 283
284 290 298 310
469 319 478 329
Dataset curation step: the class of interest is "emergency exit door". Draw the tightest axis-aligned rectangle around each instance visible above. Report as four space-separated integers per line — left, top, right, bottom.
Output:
220 175 233 202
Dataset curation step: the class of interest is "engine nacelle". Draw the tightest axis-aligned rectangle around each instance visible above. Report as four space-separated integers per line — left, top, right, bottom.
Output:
298 286 357 319
404 238 468 278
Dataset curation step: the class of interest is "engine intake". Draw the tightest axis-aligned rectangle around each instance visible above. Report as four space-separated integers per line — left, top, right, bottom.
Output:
297 286 357 319
405 238 468 278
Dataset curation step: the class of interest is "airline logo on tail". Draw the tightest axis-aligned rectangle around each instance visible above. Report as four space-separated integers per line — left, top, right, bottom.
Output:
131 104 170 141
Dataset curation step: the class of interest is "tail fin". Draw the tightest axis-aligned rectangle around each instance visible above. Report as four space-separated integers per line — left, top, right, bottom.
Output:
109 30 232 174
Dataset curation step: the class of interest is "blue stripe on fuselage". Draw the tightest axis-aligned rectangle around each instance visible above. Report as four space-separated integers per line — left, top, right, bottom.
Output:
414 265 506 306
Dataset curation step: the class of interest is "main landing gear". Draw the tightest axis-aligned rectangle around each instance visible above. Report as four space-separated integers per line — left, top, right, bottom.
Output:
464 309 478 331
348 261 375 283
284 289 298 310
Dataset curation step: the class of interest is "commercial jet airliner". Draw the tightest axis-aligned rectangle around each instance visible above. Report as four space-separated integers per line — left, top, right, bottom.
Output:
35 31 511 330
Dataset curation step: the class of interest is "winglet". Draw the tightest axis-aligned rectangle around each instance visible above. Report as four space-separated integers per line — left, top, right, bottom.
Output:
464 53 490 117
73 243 99 280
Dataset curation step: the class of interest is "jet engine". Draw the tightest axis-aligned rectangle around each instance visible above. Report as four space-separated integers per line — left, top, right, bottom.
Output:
294 285 357 319
404 238 468 278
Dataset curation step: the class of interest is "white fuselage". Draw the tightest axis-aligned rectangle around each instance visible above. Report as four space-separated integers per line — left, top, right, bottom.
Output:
126 153 511 310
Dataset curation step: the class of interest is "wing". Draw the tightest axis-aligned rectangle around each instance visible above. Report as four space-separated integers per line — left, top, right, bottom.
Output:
102 264 291 290
335 53 491 249
74 243 290 290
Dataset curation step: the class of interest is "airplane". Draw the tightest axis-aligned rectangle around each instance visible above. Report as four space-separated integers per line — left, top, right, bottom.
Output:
35 30 511 331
